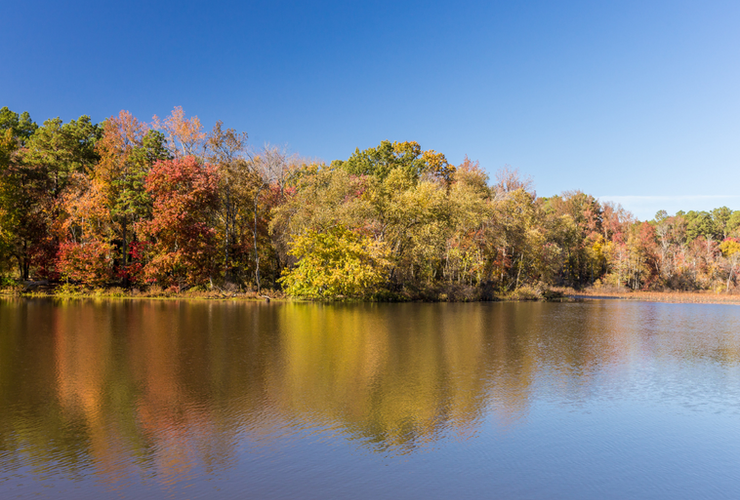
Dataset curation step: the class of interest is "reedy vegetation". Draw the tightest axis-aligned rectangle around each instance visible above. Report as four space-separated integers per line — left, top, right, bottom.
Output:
1 106 739 299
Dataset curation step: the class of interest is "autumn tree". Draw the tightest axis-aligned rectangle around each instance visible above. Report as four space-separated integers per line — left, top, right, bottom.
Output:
270 163 371 261
543 191 605 287
333 140 455 185
0 110 105 279
442 157 493 287
492 186 542 290
22 115 102 278
78 111 171 284
7 104 740 297
249 145 296 291
206 121 253 284
279 226 390 299
153 106 207 159
140 156 219 288
720 238 740 291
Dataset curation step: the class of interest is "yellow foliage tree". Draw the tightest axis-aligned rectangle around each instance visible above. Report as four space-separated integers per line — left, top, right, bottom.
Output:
279 226 390 299
720 238 740 291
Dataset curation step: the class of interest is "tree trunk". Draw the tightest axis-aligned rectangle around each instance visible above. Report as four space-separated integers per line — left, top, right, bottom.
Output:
515 253 523 290
726 268 732 292
253 191 261 293
122 221 129 287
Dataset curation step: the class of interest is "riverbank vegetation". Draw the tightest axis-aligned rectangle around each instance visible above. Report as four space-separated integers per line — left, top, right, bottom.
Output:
2 106 740 301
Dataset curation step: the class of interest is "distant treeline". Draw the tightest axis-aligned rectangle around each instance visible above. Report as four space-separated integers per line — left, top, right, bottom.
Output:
1 106 739 299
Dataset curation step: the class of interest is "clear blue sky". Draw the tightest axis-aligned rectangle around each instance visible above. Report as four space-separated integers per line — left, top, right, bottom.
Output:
3 0 739 220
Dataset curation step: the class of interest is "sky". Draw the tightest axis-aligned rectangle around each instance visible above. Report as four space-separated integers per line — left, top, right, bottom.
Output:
3 0 739 220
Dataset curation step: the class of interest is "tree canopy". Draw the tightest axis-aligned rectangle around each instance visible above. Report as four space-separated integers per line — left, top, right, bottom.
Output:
2 105 740 298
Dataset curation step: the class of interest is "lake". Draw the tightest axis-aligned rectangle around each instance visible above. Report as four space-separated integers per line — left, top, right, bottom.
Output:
1 299 740 499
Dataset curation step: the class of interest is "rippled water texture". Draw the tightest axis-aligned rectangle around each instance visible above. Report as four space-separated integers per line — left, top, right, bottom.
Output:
1 299 740 499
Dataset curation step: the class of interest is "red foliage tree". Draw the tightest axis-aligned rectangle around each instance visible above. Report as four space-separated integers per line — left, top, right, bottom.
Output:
57 240 112 286
636 221 660 288
140 156 218 288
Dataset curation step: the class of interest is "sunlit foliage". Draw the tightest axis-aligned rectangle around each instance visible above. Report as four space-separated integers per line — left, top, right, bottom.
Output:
2 105 739 297
279 226 390 299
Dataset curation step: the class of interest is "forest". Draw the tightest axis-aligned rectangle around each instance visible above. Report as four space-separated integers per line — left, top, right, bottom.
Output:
1 106 739 300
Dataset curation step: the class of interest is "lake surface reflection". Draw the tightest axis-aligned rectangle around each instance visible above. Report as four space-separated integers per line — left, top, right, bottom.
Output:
2 299 740 499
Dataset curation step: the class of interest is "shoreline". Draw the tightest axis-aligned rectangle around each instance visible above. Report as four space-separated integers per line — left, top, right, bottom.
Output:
0 287 281 303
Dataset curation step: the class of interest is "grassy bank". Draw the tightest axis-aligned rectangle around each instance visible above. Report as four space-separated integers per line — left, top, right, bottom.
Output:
0 283 283 302
1 280 576 303
11 281 739 305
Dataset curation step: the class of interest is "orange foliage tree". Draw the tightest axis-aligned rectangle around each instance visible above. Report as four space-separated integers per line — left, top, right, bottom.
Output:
153 106 206 159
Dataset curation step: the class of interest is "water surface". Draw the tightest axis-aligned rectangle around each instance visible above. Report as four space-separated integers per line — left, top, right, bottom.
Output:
1 299 740 499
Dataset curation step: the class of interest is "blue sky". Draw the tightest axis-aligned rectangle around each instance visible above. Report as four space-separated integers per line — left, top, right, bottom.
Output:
3 0 739 220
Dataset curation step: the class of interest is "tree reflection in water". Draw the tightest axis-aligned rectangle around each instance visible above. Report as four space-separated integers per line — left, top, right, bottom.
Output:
1 298 740 492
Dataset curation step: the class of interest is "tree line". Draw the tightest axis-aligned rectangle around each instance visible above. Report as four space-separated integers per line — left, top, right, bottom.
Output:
1 106 739 299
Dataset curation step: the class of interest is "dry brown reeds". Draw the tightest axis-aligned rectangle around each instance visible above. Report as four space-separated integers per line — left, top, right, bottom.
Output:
558 287 740 306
